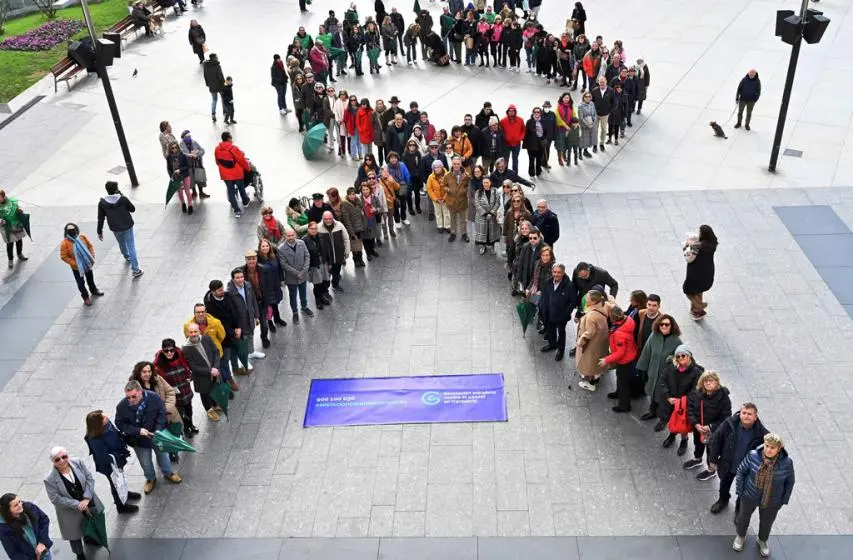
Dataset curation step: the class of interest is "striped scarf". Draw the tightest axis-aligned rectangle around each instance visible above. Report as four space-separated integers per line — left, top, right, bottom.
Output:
755 451 778 508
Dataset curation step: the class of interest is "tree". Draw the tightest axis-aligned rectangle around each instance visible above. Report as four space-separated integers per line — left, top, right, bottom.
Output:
30 0 57 20
0 0 10 35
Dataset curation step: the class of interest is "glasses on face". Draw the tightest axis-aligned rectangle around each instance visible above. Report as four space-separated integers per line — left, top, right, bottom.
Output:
53 455 69 463
163 348 176 354
262 210 272 215
675 354 689 359
659 322 671 327
368 175 376 180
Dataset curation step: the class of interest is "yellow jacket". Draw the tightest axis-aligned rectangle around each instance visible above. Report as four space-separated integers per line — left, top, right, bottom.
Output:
183 314 225 356
426 172 446 202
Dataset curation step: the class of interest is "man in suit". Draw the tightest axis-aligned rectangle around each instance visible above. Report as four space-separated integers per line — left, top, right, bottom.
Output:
540 263 578 361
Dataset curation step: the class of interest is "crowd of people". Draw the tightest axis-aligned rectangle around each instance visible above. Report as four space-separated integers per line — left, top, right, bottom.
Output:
0 3 791 560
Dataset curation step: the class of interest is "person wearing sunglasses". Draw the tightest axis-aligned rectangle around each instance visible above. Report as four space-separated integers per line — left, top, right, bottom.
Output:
577 91 597 157
43 446 105 559
0 493 53 560
659 345 705 454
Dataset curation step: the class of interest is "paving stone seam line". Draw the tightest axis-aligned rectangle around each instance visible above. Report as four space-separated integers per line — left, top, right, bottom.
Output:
580 0 753 194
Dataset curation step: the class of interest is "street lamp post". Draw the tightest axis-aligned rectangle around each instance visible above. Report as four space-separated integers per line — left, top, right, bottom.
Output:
79 0 139 187
768 0 830 173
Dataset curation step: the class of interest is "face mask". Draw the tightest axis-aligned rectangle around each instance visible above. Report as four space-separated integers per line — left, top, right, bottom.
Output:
66 229 78 237
543 107 551 113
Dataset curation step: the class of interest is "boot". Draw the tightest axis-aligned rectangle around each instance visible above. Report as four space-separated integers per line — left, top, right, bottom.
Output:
557 153 565 166
734 120 742 129
583 149 592 158
574 154 579 165
228 380 239 392
181 202 187 213
198 185 211 198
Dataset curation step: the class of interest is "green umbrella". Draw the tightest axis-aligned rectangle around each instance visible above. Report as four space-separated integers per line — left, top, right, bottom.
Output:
515 300 537 337
354 48 364 68
413 0 421 14
440 14 455 39
82 509 109 552
210 380 232 418
153 429 197 453
166 422 183 437
165 179 181 206
2 212 30 242
329 46 346 59
302 123 328 159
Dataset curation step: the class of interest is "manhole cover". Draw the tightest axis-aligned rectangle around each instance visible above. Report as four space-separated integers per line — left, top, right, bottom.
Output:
107 165 127 175
783 149 803 158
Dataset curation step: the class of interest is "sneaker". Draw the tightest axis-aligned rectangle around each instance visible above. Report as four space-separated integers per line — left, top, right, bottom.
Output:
677 438 689 456
143 480 156 494
234 212 242 219
709 499 728 514
403 219 411 226
578 380 596 392
247 361 254 371
479 245 487 255
293 313 300 323
302 307 315 317
757 539 769 557
132 269 144 278
165 473 182 484
606 391 618 400
683 458 703 470
697 469 718 481
280 109 286 115
249 351 265 359
207 408 221 421
732 536 745 552
116 503 139 514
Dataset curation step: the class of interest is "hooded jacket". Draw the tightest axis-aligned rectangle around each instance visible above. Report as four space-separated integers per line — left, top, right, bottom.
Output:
214 141 251 181
203 56 225 93
603 316 638 366
500 105 526 147
97 193 135 235
736 72 761 102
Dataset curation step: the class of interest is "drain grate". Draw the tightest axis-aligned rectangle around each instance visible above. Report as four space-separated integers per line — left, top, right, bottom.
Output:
107 165 127 175
783 148 803 158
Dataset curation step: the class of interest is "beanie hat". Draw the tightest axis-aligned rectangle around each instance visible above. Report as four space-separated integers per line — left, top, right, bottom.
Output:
674 344 692 357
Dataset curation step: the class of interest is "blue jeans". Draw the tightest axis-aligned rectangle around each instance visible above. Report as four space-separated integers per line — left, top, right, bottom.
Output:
113 228 140 273
287 282 308 313
219 347 233 382
224 179 249 213
274 84 288 110
210 92 219 114
465 48 477 65
134 445 173 480
350 131 362 157
506 145 521 172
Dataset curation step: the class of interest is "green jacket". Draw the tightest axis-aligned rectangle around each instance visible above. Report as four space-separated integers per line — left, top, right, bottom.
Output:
316 33 333 50
295 33 314 50
637 332 682 400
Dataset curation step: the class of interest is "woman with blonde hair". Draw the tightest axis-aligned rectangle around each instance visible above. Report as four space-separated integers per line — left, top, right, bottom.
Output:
576 290 610 391
684 371 732 472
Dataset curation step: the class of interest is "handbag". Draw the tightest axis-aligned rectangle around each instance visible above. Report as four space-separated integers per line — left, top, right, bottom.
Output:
465 36 474 49
667 395 692 435
193 166 207 184
108 454 129 505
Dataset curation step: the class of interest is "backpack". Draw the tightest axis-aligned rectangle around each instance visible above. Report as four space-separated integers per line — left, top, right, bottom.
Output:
216 147 237 169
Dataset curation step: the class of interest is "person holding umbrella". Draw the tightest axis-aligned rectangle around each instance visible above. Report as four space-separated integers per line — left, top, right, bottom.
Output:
0 189 29 269
43 446 105 560
183 323 226 421
0 493 53 560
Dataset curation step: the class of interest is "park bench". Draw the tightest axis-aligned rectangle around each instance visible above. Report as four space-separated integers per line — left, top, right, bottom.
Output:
107 16 138 42
50 57 85 93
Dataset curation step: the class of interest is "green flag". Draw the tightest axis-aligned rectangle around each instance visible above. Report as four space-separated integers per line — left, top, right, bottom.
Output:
413 0 421 14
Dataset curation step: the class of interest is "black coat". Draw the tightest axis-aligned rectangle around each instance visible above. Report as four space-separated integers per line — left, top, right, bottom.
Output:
188 25 206 55
708 413 769 475
480 127 506 159
97 195 135 235
736 73 761 102
571 263 619 300
402 150 422 180
114 390 167 448
657 361 704 421
532 209 559 247
687 387 732 430
183 335 220 394
385 122 411 155
203 291 240 346
307 202 334 224
540 277 577 325
271 63 288 87
304 233 323 268
243 264 278 308
591 86 614 116
683 244 716 295
490 165 534 188
391 12 405 34
318 222 348 264
85 421 130 476
203 59 225 93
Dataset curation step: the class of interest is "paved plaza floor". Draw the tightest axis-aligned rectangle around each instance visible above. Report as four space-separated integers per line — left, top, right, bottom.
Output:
2 0 853 557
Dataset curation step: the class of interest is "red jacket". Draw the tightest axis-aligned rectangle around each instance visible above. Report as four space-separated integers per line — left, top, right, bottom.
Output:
501 105 526 147
356 107 375 143
214 141 251 181
343 108 357 136
603 316 638 365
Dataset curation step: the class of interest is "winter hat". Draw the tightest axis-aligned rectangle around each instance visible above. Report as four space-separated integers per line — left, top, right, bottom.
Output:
674 344 692 357
488 116 499 126
413 124 422 130
542 100 552 108
181 130 191 138
431 160 445 170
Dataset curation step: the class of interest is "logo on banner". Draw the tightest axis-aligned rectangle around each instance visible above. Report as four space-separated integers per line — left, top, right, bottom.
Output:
421 391 442 406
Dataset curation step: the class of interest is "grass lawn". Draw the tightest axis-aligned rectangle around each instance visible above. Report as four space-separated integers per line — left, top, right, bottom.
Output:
0 0 130 103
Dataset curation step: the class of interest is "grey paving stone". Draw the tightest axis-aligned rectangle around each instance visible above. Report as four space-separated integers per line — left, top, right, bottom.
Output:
378 537 477 560
279 537 379 559
576 536 681 559
181 538 282 559
793 234 853 268
774 205 851 235
478 537 580 559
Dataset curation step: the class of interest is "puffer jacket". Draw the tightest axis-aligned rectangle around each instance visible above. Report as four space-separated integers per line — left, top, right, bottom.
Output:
659 361 704 402
602 317 638 366
214 141 251 181
736 446 795 507
340 197 366 237
687 386 732 430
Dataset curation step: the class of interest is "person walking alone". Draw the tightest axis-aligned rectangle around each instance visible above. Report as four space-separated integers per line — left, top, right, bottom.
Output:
0 189 29 269
60 223 102 306
682 224 718 320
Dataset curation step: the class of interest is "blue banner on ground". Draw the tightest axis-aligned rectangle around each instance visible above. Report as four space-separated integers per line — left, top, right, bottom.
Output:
303 374 508 427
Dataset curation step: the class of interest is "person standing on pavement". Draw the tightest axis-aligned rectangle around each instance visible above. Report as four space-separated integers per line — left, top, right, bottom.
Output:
500 104 526 173
444 157 470 243
158 121 177 175
318 211 351 292
214 132 252 218
539 263 577 362
115 380 182 495
152 341 197 438
733 434 794 558
637 313 682 424
179 130 209 199
84 410 141 514
60 223 102 306
182 323 224 421
257 239 288 329
735 69 760 131
202 282 241 391
304 221 331 310
659 345 704 453
683 224 717 320
683 371 732 472
0 189 29 270
532 199 559 248
43 447 105 560
0 493 53 560
242 250 277 349
575 289 610 392
635 293 661 356
203 53 226 122
271 54 292 115
707 402 770 513
226 268 265 372
473 176 501 255
523 106 547 179
278 228 314 322
600 305 638 413
591 76 613 152
97 186 142 280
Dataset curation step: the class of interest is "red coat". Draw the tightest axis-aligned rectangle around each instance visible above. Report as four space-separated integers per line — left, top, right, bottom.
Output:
603 316 638 366
214 141 251 181
343 108 357 136
356 107 375 143
501 107 526 148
